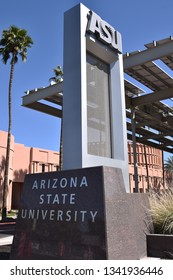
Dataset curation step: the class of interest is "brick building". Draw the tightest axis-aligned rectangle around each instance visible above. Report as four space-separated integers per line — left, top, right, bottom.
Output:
128 142 163 193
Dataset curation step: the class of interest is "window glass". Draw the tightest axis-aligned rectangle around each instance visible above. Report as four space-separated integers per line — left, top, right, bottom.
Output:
87 53 112 157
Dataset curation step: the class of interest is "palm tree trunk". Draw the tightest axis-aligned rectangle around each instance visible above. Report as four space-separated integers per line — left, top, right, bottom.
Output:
2 55 15 221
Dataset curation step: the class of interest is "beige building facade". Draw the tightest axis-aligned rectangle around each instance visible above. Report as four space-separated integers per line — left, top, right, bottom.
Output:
0 130 59 210
0 130 164 211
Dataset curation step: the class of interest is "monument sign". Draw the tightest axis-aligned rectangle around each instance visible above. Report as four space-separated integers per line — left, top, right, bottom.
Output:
11 3 151 260
62 4 129 192
11 167 106 259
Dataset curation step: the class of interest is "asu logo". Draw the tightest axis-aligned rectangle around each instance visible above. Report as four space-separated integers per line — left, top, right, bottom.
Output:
87 11 122 54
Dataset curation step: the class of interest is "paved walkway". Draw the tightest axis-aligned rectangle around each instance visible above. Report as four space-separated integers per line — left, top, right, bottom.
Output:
0 234 13 246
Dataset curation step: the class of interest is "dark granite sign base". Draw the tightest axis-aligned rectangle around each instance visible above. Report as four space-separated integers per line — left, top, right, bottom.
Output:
11 166 151 260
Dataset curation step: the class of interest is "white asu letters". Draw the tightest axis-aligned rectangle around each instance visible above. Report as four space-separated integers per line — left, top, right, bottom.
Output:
87 11 122 53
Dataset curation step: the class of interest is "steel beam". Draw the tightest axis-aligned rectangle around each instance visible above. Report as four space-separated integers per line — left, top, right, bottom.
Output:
22 82 63 105
123 40 173 69
23 102 62 118
131 87 173 107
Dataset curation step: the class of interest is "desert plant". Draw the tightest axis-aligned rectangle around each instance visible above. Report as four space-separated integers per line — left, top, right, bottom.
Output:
149 189 173 234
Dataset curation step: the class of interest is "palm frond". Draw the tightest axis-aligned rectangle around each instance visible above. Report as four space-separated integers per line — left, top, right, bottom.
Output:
0 25 33 64
49 66 63 84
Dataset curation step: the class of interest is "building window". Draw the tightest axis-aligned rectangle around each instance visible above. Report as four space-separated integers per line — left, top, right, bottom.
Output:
56 165 59 171
86 53 111 158
42 164 45 173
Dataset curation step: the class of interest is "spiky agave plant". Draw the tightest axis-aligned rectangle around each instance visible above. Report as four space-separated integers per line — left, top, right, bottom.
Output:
149 189 173 234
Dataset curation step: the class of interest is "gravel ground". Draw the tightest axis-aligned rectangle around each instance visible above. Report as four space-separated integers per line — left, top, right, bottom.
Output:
0 245 11 260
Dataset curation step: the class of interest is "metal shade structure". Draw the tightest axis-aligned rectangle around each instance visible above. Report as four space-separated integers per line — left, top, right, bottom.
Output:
124 37 173 155
22 37 173 155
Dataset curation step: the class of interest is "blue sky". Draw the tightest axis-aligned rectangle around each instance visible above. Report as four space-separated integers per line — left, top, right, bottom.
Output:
1 0 173 153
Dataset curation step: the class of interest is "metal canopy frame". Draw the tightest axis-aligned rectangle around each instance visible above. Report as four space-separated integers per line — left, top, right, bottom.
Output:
22 36 173 155
124 37 173 155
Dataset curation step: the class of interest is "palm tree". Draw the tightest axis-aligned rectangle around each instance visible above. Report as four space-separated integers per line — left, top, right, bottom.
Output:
164 156 173 173
49 66 63 170
164 156 173 189
0 25 33 221
49 66 63 84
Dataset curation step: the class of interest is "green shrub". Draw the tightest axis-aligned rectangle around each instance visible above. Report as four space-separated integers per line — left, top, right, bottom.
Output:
149 189 173 234
0 209 18 220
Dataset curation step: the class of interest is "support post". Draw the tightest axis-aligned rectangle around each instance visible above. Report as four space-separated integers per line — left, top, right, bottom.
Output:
131 108 138 192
